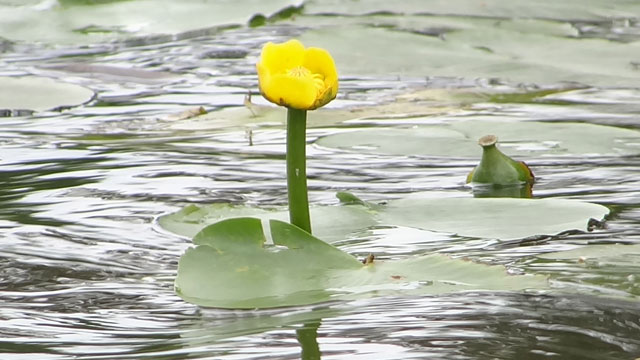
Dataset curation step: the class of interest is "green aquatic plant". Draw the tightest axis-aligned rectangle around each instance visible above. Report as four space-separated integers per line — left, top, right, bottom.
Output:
467 134 535 186
172 39 554 309
256 39 339 233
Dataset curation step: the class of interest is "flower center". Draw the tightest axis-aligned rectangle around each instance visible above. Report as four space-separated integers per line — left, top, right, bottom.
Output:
287 66 311 78
287 66 325 94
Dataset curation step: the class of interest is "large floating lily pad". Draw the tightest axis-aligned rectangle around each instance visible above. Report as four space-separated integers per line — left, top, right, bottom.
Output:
0 0 301 44
0 76 95 114
315 120 640 157
175 218 547 308
299 17 640 87
304 0 640 21
160 193 609 242
378 196 609 240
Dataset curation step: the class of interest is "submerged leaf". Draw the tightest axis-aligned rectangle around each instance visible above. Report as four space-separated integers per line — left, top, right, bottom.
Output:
175 218 547 308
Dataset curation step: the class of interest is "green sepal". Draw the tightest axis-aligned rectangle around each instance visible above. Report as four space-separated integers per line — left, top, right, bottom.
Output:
467 135 535 186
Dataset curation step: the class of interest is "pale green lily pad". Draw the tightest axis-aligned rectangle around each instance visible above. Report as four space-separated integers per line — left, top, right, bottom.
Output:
175 218 547 308
315 120 640 157
158 203 376 242
304 0 640 21
299 17 640 87
379 196 610 240
160 193 609 242
0 0 301 44
0 76 95 113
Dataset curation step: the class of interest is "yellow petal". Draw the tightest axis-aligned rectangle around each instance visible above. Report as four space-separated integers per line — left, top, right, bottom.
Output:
303 47 338 109
303 47 338 89
260 73 318 110
258 39 305 76
256 39 339 110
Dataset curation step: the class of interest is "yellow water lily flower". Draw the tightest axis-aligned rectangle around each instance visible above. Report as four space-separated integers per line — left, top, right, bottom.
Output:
257 39 338 110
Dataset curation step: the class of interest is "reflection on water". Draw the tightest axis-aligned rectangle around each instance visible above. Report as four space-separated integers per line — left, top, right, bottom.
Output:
1 7 640 360
470 183 533 198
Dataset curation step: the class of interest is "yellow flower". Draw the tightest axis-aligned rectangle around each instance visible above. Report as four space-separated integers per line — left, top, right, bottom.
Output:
256 39 338 110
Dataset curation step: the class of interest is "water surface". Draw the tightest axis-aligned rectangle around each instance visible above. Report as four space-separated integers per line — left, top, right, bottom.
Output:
1 2 640 359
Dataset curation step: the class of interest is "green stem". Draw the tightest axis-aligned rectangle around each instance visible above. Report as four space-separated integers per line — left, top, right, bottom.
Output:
286 108 312 234
296 321 321 360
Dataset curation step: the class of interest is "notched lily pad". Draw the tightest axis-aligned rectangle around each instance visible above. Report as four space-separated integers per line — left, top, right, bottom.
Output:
158 203 376 242
175 218 547 308
0 76 95 115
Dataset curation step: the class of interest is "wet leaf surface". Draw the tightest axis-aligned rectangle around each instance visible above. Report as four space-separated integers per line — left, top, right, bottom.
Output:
176 218 548 308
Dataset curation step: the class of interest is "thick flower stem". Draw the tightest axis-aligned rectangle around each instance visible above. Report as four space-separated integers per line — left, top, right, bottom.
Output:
286 108 312 234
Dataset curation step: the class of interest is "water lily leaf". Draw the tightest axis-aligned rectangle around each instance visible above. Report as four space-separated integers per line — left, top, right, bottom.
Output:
161 192 609 243
158 203 376 242
0 0 301 44
378 196 610 240
299 18 640 87
315 120 640 157
0 76 95 114
175 218 547 308
304 0 640 21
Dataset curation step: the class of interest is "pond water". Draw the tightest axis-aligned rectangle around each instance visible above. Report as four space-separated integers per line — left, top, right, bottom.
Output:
1 1 640 359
